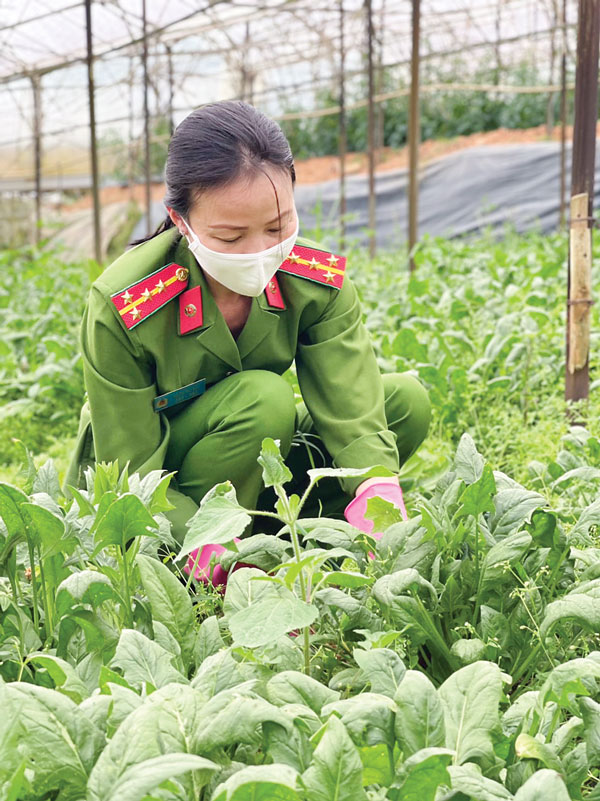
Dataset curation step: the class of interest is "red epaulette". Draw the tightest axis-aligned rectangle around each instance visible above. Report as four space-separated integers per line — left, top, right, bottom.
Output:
278 244 346 289
110 263 190 330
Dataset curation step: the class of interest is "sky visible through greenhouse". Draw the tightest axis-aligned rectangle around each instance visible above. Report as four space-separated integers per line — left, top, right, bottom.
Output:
0 0 573 165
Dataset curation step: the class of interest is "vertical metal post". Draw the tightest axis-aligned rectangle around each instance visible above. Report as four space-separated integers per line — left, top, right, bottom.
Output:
142 0 152 237
127 56 136 203
408 0 420 272
546 1 557 136
494 0 502 84
85 0 102 263
30 73 42 245
166 43 175 136
365 0 376 258
375 0 387 159
559 0 568 230
240 22 254 104
339 0 347 249
565 0 600 403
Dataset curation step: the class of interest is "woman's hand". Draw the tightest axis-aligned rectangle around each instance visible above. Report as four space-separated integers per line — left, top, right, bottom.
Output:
344 475 408 560
354 475 400 497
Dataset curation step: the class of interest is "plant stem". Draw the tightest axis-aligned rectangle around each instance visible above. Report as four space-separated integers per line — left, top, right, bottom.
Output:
511 642 542 686
246 509 282 520
26 538 39 632
387 745 396 781
7 561 19 608
278 488 311 676
546 545 570 599
184 549 203 593
414 594 456 673
37 547 53 642
121 544 134 628
296 478 318 519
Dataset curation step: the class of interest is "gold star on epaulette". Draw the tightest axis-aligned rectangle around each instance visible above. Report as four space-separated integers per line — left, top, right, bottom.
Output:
308 257 320 270
323 271 336 283
130 307 141 321
121 290 133 304
155 280 166 293
326 254 339 267
288 251 301 264
140 288 151 302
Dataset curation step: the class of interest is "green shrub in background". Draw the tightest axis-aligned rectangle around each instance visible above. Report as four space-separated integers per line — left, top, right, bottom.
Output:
0 243 89 469
281 61 568 159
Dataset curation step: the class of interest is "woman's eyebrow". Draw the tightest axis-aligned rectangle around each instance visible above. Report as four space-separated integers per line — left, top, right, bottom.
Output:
208 210 291 229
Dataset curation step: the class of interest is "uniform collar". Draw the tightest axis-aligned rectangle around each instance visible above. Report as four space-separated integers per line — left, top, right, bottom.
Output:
173 234 284 366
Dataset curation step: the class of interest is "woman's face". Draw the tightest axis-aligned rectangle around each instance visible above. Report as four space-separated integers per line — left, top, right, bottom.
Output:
172 163 296 254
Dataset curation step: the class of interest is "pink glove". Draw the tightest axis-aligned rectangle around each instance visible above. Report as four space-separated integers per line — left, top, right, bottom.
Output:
344 482 408 560
184 538 253 592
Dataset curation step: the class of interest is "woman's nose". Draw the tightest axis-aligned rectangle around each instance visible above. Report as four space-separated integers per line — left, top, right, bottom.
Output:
243 234 276 252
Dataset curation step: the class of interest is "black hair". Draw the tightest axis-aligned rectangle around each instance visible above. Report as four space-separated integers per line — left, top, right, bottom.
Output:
130 100 296 246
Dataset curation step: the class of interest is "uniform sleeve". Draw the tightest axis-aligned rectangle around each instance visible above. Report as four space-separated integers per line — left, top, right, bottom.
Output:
295 277 399 495
80 284 198 543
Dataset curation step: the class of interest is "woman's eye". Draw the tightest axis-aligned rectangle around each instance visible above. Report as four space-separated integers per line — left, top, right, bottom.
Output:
218 237 241 243
268 227 283 234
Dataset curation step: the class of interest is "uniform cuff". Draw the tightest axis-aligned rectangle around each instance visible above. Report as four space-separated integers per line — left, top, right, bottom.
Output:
333 431 400 496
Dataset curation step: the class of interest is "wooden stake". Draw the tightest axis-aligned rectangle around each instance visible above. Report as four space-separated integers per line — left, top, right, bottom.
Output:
408 0 420 272
559 0 567 230
31 73 42 246
339 0 347 250
85 0 101 264
567 193 593 377
565 0 600 403
142 0 152 238
365 0 376 258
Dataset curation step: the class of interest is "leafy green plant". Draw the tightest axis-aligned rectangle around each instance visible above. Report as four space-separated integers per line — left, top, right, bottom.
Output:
1 433 600 798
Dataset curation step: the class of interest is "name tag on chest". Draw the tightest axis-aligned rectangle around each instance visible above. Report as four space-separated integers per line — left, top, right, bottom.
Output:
153 378 206 412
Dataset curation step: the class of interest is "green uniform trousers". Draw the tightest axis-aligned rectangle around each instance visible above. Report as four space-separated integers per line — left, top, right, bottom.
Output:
162 370 430 537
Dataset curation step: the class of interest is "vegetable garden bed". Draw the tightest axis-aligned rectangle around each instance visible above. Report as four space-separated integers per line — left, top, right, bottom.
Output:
2 231 600 799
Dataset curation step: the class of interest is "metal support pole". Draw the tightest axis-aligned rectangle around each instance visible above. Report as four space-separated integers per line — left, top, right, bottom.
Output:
339 0 347 250
375 0 387 159
85 0 102 263
559 0 568 230
365 0 376 258
408 0 421 272
166 43 175 136
30 73 42 245
142 0 152 237
565 0 600 404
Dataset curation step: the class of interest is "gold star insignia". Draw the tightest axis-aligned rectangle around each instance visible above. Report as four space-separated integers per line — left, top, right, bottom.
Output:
121 290 133 304
288 251 301 264
155 280 166 293
323 271 336 283
140 288 151 302
130 307 141 321
326 254 339 267
308 257 320 270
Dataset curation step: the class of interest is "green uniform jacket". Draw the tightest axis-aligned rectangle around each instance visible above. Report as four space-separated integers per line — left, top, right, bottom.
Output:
64 226 400 521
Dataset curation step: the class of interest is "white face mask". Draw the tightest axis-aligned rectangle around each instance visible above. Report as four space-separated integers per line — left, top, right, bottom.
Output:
182 212 299 297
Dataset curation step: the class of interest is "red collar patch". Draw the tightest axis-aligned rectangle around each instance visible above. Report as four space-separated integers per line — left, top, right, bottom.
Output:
111 262 189 329
278 244 346 289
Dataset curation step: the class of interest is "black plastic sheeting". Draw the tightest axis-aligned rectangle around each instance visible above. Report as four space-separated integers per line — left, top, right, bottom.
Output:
134 142 599 252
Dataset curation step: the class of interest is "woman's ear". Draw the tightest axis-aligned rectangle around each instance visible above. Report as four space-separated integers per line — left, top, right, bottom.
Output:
166 205 186 235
